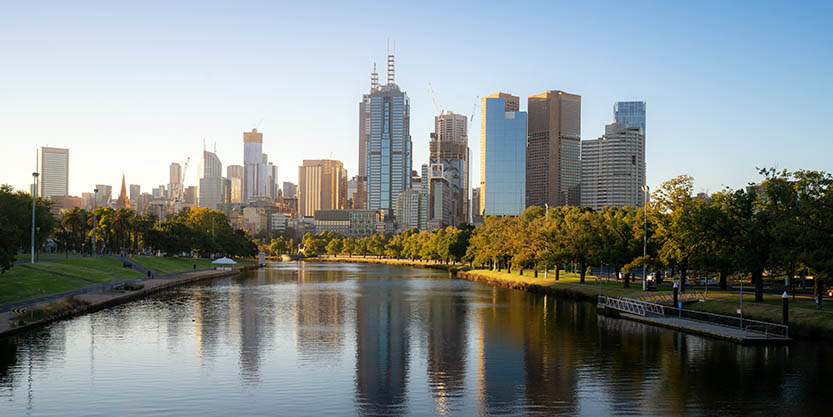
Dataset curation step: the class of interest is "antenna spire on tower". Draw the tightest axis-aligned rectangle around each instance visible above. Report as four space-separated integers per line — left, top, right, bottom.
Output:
387 46 395 85
371 62 379 91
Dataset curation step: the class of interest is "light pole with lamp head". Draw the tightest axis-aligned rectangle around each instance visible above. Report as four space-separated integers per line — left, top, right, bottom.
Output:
93 188 99 257
641 185 650 291
31 172 39 264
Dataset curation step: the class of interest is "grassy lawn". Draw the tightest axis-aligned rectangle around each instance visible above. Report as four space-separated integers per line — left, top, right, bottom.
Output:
132 256 236 274
467 269 675 298
0 257 142 304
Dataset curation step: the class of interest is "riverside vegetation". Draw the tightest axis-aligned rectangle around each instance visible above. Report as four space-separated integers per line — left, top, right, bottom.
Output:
300 169 833 304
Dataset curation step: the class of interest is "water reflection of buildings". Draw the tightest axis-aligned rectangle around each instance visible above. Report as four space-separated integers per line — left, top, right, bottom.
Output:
295 267 346 363
354 281 410 415
425 293 468 414
475 289 527 414
234 269 274 383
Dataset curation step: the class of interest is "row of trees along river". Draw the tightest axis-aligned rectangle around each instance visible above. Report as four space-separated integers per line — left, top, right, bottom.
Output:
298 169 833 302
2 168 831 302
0 184 257 273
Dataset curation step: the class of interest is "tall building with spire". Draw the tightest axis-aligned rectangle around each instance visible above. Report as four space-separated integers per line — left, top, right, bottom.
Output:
116 174 130 209
363 49 412 212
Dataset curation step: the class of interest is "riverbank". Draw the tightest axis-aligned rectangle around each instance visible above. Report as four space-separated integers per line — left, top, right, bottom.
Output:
0 264 261 339
306 257 833 341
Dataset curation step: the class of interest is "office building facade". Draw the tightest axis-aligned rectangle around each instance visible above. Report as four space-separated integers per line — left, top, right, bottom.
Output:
364 54 412 212
614 101 646 135
580 123 645 211
298 159 347 217
526 90 581 209
480 93 527 216
243 128 264 201
227 165 244 204
40 147 69 199
429 110 469 226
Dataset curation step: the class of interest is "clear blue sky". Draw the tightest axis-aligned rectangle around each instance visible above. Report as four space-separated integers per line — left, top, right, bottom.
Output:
1 1 831 197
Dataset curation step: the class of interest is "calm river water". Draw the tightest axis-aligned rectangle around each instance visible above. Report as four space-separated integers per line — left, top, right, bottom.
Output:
1 262 831 416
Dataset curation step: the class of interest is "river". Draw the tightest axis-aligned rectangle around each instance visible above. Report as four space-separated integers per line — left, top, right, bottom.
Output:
1 262 830 416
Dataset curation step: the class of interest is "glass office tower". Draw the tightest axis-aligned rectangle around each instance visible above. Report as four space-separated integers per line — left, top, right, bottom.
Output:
480 93 527 216
614 101 646 135
366 85 411 211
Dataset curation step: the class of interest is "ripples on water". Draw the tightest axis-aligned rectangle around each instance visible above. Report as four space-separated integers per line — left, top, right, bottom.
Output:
1 262 831 416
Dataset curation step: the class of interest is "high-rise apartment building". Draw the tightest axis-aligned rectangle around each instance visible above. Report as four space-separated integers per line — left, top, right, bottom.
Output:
39 147 69 199
298 159 347 217
526 90 581 209
364 53 412 212
614 101 646 135
580 123 645 211
129 184 141 202
243 128 264 201
429 110 469 226
480 93 527 216
227 165 244 203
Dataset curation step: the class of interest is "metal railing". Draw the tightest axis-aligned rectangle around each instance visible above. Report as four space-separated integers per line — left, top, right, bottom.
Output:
599 295 789 339
663 305 789 338
598 296 666 317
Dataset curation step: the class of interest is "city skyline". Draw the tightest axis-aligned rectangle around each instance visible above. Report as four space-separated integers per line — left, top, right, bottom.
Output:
2 2 831 197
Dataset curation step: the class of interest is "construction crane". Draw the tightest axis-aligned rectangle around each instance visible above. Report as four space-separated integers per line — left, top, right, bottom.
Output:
179 156 190 202
428 83 441 116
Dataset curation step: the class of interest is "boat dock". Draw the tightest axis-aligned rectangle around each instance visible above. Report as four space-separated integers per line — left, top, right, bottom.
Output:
597 295 790 344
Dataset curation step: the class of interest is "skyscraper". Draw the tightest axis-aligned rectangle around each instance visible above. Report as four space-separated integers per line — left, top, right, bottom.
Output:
227 165 244 204
430 111 468 226
364 52 412 212
169 163 182 185
198 150 226 210
480 93 527 216
243 128 264 201
580 123 645 210
614 101 646 135
39 147 69 199
298 159 347 217
526 90 581 209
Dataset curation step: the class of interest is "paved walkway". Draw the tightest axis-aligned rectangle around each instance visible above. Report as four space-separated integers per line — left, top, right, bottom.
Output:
621 312 790 344
0 267 254 337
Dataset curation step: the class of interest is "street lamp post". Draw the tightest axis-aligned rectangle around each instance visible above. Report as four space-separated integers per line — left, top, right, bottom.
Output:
31 172 39 264
641 185 650 291
93 188 99 257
